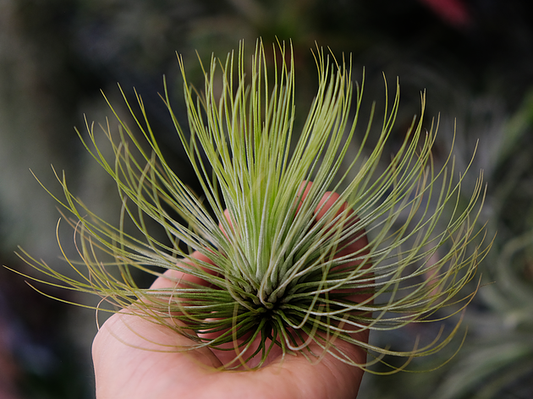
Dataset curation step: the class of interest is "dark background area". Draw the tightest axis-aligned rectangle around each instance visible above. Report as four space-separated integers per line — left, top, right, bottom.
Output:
1 0 533 397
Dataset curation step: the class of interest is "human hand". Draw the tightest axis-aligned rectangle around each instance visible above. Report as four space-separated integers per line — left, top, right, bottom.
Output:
92 189 370 399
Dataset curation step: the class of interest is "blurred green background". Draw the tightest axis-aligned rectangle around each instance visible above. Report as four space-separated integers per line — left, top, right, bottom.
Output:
1 0 532 397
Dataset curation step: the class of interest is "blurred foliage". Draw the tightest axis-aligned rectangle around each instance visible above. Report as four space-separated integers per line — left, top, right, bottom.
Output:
1 0 533 397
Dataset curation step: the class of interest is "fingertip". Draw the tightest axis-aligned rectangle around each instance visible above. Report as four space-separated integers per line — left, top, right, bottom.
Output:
219 209 233 238
315 191 343 221
150 250 216 290
298 180 313 197
296 180 314 214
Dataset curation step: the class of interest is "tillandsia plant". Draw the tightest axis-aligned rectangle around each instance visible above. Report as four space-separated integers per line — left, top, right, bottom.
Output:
14 39 490 372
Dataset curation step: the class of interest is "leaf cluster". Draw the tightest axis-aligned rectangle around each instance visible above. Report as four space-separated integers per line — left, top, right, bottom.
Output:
13 39 490 371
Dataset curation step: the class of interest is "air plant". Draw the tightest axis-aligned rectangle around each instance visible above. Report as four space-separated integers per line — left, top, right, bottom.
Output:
14 39 490 372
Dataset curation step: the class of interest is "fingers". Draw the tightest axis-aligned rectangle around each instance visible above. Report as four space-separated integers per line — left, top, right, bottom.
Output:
300 181 370 265
94 181 369 398
298 182 372 330
150 251 216 291
150 181 371 358
219 209 234 239
155 181 370 306
298 182 366 250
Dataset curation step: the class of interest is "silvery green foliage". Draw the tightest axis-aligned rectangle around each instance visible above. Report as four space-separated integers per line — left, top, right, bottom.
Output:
16 40 489 371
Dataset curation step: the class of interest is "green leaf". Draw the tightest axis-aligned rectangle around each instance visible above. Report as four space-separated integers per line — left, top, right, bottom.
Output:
13 38 491 371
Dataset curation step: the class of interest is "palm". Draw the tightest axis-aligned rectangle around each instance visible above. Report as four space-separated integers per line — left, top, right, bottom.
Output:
93 311 366 399
92 190 369 399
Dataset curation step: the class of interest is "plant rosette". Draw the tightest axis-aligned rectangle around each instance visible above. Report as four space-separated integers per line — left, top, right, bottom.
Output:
12 39 490 372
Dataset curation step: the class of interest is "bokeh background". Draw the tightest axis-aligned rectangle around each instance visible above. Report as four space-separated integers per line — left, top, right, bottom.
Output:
1 0 533 397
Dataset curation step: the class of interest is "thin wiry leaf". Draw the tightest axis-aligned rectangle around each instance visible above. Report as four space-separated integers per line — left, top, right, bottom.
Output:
13 39 490 371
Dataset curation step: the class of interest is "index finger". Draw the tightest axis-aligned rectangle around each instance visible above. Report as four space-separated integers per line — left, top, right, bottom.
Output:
299 181 372 304
150 251 216 290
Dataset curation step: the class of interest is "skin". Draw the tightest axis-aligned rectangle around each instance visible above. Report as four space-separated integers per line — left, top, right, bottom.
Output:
92 187 370 399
